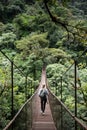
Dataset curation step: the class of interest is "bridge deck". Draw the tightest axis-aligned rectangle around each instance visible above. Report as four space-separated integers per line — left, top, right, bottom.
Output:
32 91 56 130
32 69 56 130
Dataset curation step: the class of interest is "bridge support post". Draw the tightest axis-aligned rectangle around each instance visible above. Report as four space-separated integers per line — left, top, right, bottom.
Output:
61 76 63 129
11 61 14 119
31 80 32 96
74 60 77 130
11 61 14 130
54 79 57 96
25 76 28 100
61 77 63 102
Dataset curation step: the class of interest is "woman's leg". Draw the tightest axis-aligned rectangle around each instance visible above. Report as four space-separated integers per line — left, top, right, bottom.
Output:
41 98 44 112
43 98 47 112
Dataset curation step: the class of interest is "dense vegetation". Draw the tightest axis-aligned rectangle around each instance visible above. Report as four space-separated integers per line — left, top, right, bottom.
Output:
0 0 87 129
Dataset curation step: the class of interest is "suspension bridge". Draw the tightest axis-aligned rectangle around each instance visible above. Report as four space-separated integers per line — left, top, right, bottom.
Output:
0 50 87 130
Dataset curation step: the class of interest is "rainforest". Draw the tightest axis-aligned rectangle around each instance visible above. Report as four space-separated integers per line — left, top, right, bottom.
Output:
0 0 87 129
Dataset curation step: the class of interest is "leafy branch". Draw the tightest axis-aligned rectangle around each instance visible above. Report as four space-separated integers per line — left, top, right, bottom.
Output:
43 0 87 42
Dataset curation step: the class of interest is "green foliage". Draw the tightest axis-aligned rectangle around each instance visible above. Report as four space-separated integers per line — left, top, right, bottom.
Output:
13 13 34 29
13 14 34 37
15 32 49 59
61 0 71 6
6 0 25 18
0 22 4 34
43 48 68 65
47 61 87 122
0 0 87 128
3 23 15 33
0 2 4 21
74 1 87 15
0 0 25 22
53 5 72 20
65 96 75 109
47 63 66 78
0 32 16 49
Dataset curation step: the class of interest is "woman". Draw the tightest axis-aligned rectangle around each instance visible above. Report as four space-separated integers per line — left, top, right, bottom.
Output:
38 84 49 115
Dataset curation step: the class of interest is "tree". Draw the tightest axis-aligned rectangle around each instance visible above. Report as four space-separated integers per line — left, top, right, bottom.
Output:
0 32 16 49
15 32 49 58
38 0 87 50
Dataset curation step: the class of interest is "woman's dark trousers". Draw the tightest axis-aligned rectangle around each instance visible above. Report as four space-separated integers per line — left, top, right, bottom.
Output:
40 97 47 113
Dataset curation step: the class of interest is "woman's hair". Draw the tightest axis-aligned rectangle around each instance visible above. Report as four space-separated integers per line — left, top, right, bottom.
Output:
42 84 45 88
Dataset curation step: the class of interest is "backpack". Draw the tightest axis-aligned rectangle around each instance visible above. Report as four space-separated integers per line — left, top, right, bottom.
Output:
39 89 46 98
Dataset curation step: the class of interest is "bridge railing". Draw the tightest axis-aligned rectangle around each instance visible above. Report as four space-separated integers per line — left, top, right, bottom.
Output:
0 50 34 130
47 48 87 130
47 49 87 129
3 91 37 130
0 51 11 129
59 56 87 127
48 88 87 130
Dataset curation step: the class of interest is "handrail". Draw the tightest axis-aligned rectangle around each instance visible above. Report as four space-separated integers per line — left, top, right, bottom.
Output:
1 47 87 130
59 47 87 128
48 88 87 130
3 89 38 130
0 49 34 129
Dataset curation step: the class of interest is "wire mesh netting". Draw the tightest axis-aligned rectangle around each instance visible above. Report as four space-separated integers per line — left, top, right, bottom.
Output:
49 89 87 130
0 52 11 129
3 97 33 130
